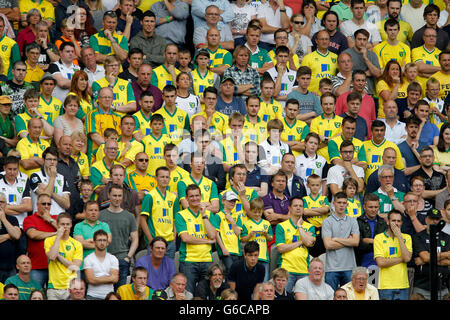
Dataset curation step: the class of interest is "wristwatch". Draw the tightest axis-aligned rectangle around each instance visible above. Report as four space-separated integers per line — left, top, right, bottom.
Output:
391 196 397 202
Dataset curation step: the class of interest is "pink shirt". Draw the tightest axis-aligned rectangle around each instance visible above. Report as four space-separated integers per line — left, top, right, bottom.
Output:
335 91 376 139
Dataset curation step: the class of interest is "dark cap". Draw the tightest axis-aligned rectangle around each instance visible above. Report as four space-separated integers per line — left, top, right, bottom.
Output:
427 209 442 220
151 289 168 300
221 76 235 84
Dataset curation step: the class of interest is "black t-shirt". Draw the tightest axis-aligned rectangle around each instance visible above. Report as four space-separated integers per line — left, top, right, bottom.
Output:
227 260 265 300
412 229 450 291
0 214 20 270
274 289 294 300
194 279 230 300
409 168 446 206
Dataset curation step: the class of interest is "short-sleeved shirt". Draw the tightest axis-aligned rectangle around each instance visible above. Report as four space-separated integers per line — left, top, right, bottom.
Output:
83 251 119 299
211 210 243 257
227 259 265 300
321 213 359 272
373 40 411 70
328 135 367 164
374 231 412 290
15 136 50 177
293 277 334 300
275 219 315 275
92 77 136 117
302 194 330 229
98 209 137 259
0 174 31 229
151 64 181 90
373 187 405 214
135 254 177 290
241 218 273 262
175 208 214 263
4 274 42 300
73 220 112 260
0 214 20 270
177 175 219 205
23 213 58 270
117 283 153 300
258 97 283 122
89 30 129 58
140 188 179 243
300 50 338 95
286 90 322 116
20 0 55 22
362 139 404 182
154 106 190 145
44 236 83 289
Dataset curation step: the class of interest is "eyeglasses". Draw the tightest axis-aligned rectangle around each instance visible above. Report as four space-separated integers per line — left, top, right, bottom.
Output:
276 36 288 40
137 158 149 162
293 20 304 25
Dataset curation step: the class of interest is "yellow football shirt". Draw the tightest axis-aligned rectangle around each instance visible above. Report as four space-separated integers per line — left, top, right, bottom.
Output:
301 50 338 95
373 41 411 69
309 114 343 162
362 139 405 182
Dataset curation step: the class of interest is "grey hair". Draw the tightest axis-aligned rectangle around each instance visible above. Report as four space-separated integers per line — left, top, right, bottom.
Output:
26 8 42 24
259 281 275 292
378 164 394 178
351 266 368 279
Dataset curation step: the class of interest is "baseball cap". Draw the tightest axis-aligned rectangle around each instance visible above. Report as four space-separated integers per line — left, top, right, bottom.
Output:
221 76 235 85
223 191 238 201
151 289 168 300
40 72 56 84
0 96 12 104
427 209 442 220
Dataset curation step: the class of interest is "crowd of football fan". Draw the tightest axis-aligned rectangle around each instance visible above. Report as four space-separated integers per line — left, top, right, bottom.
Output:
0 0 449 302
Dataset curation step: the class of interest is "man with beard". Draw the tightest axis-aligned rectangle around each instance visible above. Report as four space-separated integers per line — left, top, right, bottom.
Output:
409 146 447 206
194 263 230 300
397 115 427 177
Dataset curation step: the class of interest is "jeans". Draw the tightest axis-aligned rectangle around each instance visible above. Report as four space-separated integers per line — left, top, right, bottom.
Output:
179 261 212 294
0 269 16 283
379 288 409 300
221 255 242 274
325 270 352 291
116 259 131 290
30 269 49 289
287 273 307 294
261 261 269 282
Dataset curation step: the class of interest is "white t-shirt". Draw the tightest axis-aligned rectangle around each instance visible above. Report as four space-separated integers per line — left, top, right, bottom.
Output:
83 252 119 299
288 33 312 62
259 139 290 170
48 60 80 103
231 3 257 39
326 163 364 190
293 277 334 300
265 66 296 107
257 3 293 44
400 4 426 32
340 19 382 44
175 94 201 119
295 153 327 195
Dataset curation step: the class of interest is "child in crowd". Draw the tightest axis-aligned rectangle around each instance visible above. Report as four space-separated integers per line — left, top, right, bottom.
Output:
92 128 120 163
240 197 273 281
424 77 445 125
342 177 362 218
258 119 291 175
212 191 243 273
177 48 192 73
404 63 419 85
318 78 333 96
295 132 328 196
302 174 330 258
73 179 95 224
286 66 322 125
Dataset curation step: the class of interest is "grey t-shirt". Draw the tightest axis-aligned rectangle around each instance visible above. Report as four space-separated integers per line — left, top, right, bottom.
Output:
342 47 380 96
99 209 137 259
322 213 360 272
286 89 322 116
293 277 334 300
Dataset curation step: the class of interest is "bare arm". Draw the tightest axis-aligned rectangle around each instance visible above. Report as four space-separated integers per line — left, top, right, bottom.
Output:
84 267 119 285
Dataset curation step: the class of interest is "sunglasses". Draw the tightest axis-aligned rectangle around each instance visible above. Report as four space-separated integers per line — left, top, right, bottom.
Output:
137 158 149 162
293 20 305 25
40 202 51 206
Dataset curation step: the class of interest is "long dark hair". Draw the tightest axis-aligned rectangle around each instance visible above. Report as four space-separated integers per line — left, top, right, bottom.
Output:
437 122 450 153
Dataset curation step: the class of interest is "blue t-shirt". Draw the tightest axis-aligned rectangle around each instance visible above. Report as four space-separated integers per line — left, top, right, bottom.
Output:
215 96 247 116
419 121 439 146
286 90 322 116
398 140 427 170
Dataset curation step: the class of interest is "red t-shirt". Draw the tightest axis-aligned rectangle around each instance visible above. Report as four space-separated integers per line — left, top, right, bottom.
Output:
335 91 376 139
23 213 58 270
